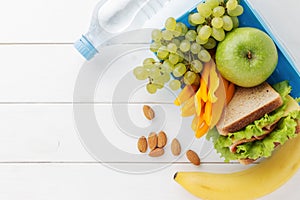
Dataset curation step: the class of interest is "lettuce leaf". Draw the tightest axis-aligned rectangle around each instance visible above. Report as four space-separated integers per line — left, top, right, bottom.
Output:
208 111 300 162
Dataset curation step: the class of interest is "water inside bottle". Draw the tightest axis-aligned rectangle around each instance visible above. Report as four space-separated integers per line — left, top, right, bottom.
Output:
98 0 169 33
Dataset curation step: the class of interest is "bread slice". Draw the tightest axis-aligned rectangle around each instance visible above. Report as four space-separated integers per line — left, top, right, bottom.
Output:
216 82 283 136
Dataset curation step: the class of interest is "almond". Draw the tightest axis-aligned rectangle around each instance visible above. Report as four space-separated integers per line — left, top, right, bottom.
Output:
157 131 167 148
149 148 164 157
148 132 158 150
143 105 155 120
186 150 201 166
171 138 181 156
137 136 147 153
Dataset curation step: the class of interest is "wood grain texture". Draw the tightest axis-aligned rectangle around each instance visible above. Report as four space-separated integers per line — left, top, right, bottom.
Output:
0 163 297 200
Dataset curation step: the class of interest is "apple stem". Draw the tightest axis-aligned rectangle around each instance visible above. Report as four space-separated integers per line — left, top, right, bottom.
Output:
247 51 252 59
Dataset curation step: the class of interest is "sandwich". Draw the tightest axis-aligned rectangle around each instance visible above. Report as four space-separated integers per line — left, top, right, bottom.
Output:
207 81 300 164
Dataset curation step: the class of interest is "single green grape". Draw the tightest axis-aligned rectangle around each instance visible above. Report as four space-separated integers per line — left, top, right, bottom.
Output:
190 60 203 73
185 30 197 41
211 17 224 29
149 66 161 79
211 27 225 41
197 3 213 18
188 14 197 26
150 42 161 52
227 5 244 17
162 30 173 41
146 83 157 94
203 37 216 49
151 29 162 42
222 15 233 31
179 40 191 52
231 16 239 28
167 43 178 53
153 76 165 88
169 53 180 65
212 6 225 17
143 58 155 65
189 13 205 25
169 79 181 91
162 60 174 73
178 22 188 36
133 66 148 80
199 25 212 41
226 0 238 10
184 71 197 85
173 23 182 37
172 38 181 47
157 46 169 60
196 35 208 45
190 42 202 54
198 49 211 62
173 63 187 77
206 0 220 9
165 17 177 31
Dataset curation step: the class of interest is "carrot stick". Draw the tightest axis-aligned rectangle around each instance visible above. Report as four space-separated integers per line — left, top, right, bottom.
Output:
195 122 209 138
203 101 212 126
199 78 208 102
221 76 229 91
226 82 235 105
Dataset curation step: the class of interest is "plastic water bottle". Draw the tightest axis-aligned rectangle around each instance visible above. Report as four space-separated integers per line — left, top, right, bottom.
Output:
74 0 170 60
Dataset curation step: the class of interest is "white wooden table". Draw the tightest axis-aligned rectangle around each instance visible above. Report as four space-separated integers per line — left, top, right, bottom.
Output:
0 0 299 199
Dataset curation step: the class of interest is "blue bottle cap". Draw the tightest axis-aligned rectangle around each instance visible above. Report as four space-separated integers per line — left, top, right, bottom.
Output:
74 35 98 60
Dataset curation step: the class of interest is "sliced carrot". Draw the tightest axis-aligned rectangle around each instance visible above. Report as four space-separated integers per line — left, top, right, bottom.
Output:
194 94 201 116
196 60 211 103
226 82 235 105
174 85 197 106
197 108 205 130
180 95 196 117
203 101 212 126
199 78 208 102
195 121 209 138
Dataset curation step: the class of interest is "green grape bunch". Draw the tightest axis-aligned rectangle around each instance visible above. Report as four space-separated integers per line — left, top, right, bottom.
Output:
192 0 243 43
133 0 244 94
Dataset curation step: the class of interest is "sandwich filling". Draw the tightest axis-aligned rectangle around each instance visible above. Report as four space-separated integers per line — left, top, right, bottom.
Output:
207 81 300 163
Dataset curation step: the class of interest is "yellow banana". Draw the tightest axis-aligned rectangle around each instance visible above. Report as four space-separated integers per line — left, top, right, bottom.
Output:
174 134 300 200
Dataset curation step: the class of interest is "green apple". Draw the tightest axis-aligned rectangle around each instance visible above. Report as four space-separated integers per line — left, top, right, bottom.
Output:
215 27 278 87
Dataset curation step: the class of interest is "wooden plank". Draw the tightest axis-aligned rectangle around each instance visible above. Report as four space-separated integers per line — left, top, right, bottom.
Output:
0 0 200 43
0 104 223 162
0 45 178 103
0 163 297 199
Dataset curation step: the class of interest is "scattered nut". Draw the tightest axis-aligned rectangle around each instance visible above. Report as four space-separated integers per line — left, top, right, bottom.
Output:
143 105 155 120
157 131 167 148
186 150 201 166
171 138 181 156
137 136 147 153
149 148 164 157
148 132 158 150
